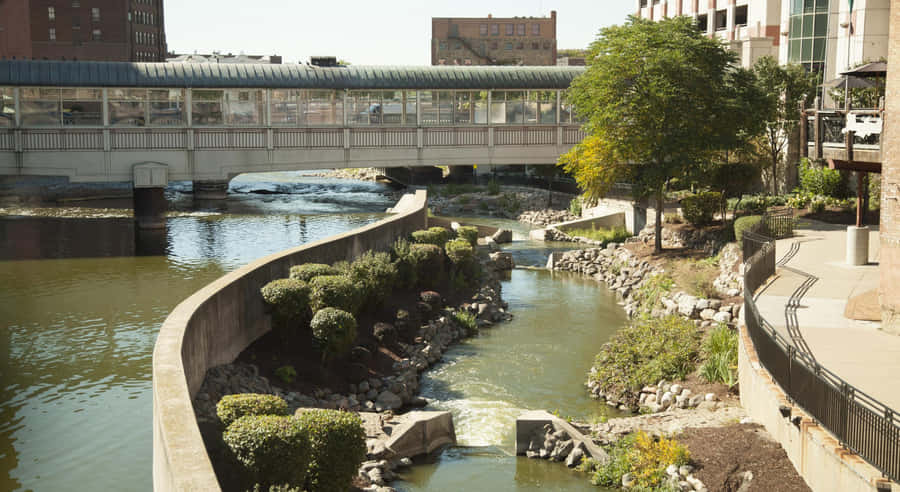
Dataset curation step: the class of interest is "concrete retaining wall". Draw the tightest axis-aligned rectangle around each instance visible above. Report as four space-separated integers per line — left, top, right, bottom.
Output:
737 321 897 492
152 190 427 492
553 212 626 233
427 215 500 237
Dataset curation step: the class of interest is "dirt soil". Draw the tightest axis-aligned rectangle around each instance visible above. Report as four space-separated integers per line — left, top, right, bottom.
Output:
678 424 811 492
798 207 880 225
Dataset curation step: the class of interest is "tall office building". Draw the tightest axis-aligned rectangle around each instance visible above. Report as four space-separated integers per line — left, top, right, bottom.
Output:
0 0 166 62
431 11 557 66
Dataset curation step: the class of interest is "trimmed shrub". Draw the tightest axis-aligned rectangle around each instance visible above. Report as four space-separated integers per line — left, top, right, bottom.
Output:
310 308 357 362
445 238 475 266
456 226 479 247
733 215 763 243
289 263 339 282
309 275 361 314
293 409 367 492
407 243 444 288
680 191 722 226
589 316 700 405
223 415 311 489
411 227 451 247
739 195 768 215
217 394 290 428
260 278 310 324
348 251 397 306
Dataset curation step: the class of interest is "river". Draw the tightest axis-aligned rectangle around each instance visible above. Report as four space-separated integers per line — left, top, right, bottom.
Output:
0 173 625 491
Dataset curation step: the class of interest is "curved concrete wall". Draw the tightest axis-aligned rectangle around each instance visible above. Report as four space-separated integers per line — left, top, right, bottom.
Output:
152 190 427 491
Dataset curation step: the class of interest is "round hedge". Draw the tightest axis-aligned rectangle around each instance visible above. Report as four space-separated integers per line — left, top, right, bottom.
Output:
217 393 290 428
260 278 310 323
308 275 361 314
445 238 475 265
456 226 479 247
734 215 763 243
310 308 358 361
348 251 397 305
289 263 340 282
407 243 444 288
411 227 451 247
681 191 722 227
223 415 311 488
293 409 367 492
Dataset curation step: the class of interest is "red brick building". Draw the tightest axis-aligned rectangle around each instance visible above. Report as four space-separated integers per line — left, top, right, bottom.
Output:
431 11 557 66
0 0 166 62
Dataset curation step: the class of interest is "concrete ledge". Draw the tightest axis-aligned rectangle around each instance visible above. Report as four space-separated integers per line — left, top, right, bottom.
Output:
553 212 626 234
383 411 457 458
152 190 427 492
515 410 606 461
738 320 898 492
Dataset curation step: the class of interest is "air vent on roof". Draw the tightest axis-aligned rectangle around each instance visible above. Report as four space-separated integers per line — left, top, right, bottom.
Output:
310 56 338 67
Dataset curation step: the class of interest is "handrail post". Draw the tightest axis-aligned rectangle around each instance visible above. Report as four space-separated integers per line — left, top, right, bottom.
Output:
814 110 823 159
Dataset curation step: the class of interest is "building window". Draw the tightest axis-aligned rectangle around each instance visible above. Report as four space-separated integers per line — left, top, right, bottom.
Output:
715 10 727 30
517 24 525 36
49 28 56 41
92 8 100 22
480 24 488 36
452 41 461 50
788 0 829 74
48 7 55 20
72 16 80 28
490 41 498 50
505 24 513 35
543 41 551 49
464 59 472 65
71 0 80 6
640 0 648 6
491 24 499 35
531 42 539 50
735 6 748 26
449 23 458 37
696 14 708 32
504 42 512 50
439 41 448 50
532 24 540 36
92 29 101 41
516 42 524 50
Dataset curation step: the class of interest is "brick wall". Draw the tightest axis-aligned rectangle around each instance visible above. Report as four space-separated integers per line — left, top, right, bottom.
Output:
880 3 900 333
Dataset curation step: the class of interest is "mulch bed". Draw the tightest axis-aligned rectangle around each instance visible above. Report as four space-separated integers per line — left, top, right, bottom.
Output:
678 424 811 492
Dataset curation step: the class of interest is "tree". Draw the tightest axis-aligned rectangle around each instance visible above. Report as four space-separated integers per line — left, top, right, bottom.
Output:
750 56 817 195
559 16 762 253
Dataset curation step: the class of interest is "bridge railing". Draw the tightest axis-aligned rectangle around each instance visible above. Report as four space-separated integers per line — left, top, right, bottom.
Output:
803 109 883 163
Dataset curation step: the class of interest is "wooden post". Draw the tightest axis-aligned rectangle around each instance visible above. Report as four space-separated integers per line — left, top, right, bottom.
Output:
857 170 865 227
799 107 809 158
814 110 823 159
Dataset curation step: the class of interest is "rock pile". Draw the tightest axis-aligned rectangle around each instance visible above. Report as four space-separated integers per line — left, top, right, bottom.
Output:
713 242 743 297
518 209 577 226
523 424 596 469
636 225 730 256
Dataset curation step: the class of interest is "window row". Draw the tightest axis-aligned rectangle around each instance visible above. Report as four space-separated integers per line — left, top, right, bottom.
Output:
49 6 102 21
136 31 157 45
0 88 580 128
134 10 156 25
476 23 542 36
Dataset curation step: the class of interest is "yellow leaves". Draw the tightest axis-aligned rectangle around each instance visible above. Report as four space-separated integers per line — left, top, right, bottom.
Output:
627 431 692 488
557 133 627 202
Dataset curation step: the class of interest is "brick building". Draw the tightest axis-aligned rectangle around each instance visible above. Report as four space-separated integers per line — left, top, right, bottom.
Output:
0 0 166 62
431 11 557 66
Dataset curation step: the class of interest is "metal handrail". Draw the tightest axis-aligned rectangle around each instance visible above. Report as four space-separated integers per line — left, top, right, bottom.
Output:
743 234 900 483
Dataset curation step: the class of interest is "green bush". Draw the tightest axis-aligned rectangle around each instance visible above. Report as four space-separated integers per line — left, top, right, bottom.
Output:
664 212 683 224
275 365 297 384
392 238 417 288
487 179 501 195
223 415 311 489
451 310 477 336
445 238 475 265
309 308 357 362
293 409 367 492
260 278 311 324
411 227 451 247
589 316 700 405
733 215 763 243
680 191 722 226
308 275 361 314
498 192 521 215
217 394 290 428
739 195 768 215
799 158 843 197
699 324 738 387
569 197 582 217
407 243 444 288
584 432 690 489
809 198 826 214
456 226 479 247
289 263 339 282
630 274 674 316
347 251 397 306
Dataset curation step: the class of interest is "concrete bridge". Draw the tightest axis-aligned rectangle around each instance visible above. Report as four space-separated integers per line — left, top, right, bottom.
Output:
0 60 586 225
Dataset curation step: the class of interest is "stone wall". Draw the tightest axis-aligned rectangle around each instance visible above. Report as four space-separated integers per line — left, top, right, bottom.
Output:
881 5 900 333
151 191 427 492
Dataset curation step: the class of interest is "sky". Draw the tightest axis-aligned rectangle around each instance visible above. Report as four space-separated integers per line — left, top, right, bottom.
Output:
164 0 635 65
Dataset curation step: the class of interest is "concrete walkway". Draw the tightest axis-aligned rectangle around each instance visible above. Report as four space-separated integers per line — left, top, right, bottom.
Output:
755 220 900 412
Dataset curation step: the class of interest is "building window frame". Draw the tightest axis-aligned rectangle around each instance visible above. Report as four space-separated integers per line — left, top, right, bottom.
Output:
48 7 56 21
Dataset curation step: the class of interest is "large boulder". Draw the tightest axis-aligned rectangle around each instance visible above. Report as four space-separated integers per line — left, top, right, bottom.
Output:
491 229 513 244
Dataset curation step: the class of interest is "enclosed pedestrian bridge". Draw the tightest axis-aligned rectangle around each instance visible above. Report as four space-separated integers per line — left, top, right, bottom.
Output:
0 60 586 199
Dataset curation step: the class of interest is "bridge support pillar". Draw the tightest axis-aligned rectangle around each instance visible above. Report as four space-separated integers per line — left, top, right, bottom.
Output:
133 187 167 229
447 165 475 183
193 180 229 200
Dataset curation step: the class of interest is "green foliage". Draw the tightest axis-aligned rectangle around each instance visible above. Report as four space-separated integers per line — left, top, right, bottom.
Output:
498 192 521 215
734 215 763 243
738 195 768 215
392 238 417 288
411 227 451 247
564 225 630 245
445 238 475 265
456 226 479 247
569 197 583 217
260 278 311 325
217 394 289 428
809 197 826 214
308 275 361 314
451 310 478 336
584 432 690 489
274 365 297 385
689 276 718 299
309 308 357 362
347 251 397 306
681 191 722 226
869 174 881 211
293 409 367 492
664 212 683 224
630 274 674 316
589 316 700 404
561 16 764 252
799 158 843 197
487 179 501 195
223 415 311 489
407 243 444 289
699 324 739 387
289 263 339 282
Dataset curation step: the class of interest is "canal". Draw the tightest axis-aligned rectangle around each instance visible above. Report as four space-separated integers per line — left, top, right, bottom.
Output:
0 173 625 491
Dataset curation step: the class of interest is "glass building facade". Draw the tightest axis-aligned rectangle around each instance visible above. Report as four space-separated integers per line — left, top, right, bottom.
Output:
787 0 830 74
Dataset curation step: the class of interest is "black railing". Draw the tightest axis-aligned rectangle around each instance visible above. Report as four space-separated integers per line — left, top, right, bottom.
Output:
741 209 794 261
742 234 900 483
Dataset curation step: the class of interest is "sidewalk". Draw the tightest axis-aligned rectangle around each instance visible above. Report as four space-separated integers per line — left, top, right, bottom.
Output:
754 220 900 412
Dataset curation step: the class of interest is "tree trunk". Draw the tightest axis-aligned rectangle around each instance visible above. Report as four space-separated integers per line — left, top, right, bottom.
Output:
654 188 664 254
